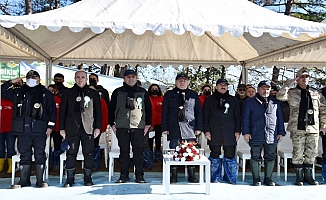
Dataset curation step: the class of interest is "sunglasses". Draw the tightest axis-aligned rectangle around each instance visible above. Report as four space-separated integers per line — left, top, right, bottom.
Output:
238 89 245 91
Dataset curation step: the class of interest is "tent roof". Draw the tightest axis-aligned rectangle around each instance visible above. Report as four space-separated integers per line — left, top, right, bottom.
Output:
1 0 326 68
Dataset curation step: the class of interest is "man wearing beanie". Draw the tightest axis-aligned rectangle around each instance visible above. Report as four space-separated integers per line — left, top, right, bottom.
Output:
60 70 102 187
1 70 56 189
277 68 326 186
242 80 285 186
162 73 203 183
109 69 152 183
202 79 240 184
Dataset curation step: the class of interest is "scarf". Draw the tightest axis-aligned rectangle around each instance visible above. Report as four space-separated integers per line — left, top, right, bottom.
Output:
73 84 88 113
124 82 137 110
16 84 44 119
175 87 187 121
213 90 229 110
296 85 314 130
256 94 269 109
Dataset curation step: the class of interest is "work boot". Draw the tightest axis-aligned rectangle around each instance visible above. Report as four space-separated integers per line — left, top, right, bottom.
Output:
63 168 75 187
250 160 261 186
11 165 31 189
135 174 146 183
294 164 304 186
188 166 199 183
7 158 12 174
116 173 130 183
263 161 275 186
208 156 222 183
35 164 48 188
170 167 178 183
222 157 238 184
84 168 94 186
0 158 4 172
303 163 318 185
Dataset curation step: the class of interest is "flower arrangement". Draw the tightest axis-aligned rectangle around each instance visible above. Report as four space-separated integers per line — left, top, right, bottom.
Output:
173 141 200 162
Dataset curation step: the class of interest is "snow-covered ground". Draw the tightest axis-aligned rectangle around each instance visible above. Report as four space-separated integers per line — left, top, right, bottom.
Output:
0 171 324 200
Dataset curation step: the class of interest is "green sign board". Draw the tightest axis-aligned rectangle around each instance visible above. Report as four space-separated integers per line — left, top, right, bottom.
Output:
0 61 20 80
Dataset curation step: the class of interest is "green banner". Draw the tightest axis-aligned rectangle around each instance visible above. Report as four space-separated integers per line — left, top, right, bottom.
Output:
0 61 20 80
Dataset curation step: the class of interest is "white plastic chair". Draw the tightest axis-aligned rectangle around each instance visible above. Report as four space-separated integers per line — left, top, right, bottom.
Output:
59 142 84 185
276 126 293 181
99 132 108 168
236 135 251 182
108 128 133 182
11 136 50 185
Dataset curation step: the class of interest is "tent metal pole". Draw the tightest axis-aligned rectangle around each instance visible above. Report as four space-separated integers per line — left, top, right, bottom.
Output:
46 59 52 86
241 62 248 84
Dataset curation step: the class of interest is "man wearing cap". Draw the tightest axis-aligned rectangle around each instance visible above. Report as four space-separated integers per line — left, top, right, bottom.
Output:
60 70 102 187
202 79 241 184
109 69 152 183
242 80 285 186
277 68 326 186
1 70 56 189
162 73 203 183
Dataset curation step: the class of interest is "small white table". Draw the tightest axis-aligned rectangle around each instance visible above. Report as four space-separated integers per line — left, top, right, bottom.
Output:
162 155 210 195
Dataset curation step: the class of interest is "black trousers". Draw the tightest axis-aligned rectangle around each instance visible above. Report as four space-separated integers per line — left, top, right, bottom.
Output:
51 131 63 151
65 128 94 169
94 132 102 147
209 145 236 159
148 124 162 151
18 134 46 165
250 143 277 162
116 128 144 176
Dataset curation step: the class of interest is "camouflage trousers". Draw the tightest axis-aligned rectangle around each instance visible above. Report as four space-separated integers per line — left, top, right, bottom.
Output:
290 130 318 165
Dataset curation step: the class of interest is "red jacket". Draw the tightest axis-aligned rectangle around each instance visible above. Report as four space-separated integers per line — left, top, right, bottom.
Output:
54 95 61 132
0 98 13 133
199 94 210 107
150 95 164 126
100 98 109 132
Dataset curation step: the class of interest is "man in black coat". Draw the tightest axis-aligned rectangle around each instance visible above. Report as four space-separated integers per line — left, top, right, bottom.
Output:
203 79 241 184
1 70 56 189
60 70 102 187
109 69 151 183
161 73 203 183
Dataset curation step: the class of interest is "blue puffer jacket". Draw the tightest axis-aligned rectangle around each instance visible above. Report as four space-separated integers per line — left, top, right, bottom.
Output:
242 96 286 144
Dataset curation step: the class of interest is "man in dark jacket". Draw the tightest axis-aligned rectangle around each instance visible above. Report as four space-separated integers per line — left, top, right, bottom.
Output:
242 80 285 186
60 70 102 187
1 70 56 189
109 69 151 183
162 73 203 183
203 79 241 184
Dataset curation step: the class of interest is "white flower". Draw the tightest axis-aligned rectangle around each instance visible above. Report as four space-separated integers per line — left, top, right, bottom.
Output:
181 157 186 162
181 144 186 148
183 153 188 157
84 96 90 102
186 148 192 153
176 146 181 151
173 152 178 156
188 152 193 157
175 157 180 161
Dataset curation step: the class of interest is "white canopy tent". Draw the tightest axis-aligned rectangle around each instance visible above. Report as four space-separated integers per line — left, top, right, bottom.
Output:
1 0 326 84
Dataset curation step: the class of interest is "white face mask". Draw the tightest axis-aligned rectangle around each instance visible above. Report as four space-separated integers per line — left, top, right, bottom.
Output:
26 78 38 87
